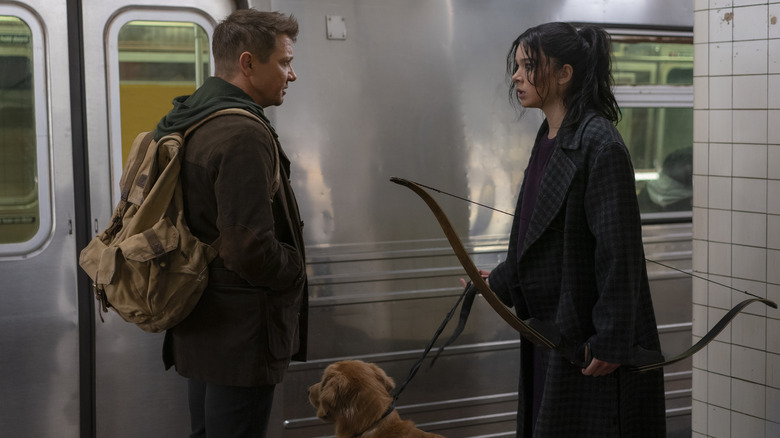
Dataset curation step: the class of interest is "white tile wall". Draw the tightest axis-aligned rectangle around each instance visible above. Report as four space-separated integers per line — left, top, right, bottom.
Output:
712 1 735 10
696 76 711 109
733 379 767 417
769 250 780 284
708 404 731 438
731 211 766 246
732 245 766 281
695 175 710 208
693 3 779 433
768 318 780 354
732 278 768 314
770 4 780 39
768 422 780 438
731 345 767 382
769 110 780 143
768 352 780 388
695 207 710 240
710 8 735 43
708 176 733 209
734 0 765 6
769 145 780 178
734 75 768 109
770 76 780 108
731 312 768 349
693 399 709 434
732 178 767 212
711 42 735 75
768 38 780 73
733 110 767 143
709 142 733 175
733 5 769 41
733 143 767 178
769 179 780 213
766 388 780 422
710 110 734 141
708 241 733 276
696 40 711 75
709 340 733 374
731 411 766 437
709 373 733 408
712 275 736 308
710 76 733 109
733 40 768 75
768 214 780 249
769 387 780 422
709 208 732 242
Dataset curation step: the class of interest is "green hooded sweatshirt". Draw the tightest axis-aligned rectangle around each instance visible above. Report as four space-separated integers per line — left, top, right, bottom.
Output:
154 76 274 141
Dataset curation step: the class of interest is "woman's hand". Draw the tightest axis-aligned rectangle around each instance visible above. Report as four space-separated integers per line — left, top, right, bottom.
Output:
582 357 619 377
458 269 491 288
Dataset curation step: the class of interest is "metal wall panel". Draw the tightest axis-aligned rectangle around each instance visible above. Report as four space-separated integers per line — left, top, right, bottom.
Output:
0 0 79 436
263 1 694 436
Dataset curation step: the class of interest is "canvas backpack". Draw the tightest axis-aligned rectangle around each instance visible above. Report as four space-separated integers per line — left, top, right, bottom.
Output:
79 108 279 332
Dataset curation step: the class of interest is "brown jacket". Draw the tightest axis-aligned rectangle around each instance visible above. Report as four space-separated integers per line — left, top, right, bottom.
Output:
163 113 307 386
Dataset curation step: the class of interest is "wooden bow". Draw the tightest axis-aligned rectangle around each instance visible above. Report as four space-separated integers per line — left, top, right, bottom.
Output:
391 177 590 367
390 177 777 372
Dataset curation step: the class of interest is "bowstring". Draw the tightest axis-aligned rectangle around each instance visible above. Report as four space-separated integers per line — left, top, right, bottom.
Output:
418 181 767 301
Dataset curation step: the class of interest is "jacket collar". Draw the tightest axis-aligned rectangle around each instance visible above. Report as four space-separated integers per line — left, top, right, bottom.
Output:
537 110 598 151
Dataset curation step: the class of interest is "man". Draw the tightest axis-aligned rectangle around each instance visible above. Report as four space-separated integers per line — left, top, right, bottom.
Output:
156 9 307 438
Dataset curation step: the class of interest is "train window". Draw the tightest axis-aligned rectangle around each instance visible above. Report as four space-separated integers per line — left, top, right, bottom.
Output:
0 11 51 254
116 20 210 165
611 33 693 219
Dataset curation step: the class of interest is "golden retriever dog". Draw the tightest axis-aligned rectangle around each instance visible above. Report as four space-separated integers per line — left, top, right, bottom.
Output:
308 360 445 438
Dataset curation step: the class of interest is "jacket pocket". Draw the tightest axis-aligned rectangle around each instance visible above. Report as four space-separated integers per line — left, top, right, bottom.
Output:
265 283 303 360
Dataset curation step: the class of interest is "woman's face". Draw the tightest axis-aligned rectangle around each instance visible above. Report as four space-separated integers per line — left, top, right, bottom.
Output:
511 44 561 111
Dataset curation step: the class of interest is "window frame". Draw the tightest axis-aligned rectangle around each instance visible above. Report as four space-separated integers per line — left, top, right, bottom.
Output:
0 5 53 257
608 28 694 224
105 8 215 206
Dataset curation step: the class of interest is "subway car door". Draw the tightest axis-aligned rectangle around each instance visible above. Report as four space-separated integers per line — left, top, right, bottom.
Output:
0 0 79 436
80 0 234 436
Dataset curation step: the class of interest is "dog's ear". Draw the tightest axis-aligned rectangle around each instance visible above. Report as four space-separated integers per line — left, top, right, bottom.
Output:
369 362 396 393
319 370 352 419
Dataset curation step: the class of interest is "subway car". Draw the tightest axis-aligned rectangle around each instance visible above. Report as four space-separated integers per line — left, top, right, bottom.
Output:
0 0 695 436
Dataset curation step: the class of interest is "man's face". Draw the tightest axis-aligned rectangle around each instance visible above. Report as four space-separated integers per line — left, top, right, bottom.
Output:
247 34 296 107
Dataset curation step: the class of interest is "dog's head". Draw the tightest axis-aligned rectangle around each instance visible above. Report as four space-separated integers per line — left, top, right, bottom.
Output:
308 360 395 433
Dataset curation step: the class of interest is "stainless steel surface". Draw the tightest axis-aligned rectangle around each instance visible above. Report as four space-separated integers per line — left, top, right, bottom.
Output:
267 0 693 436
0 0 694 436
0 1 79 436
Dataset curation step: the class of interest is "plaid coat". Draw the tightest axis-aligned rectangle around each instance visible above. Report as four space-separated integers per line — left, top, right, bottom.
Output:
489 112 666 437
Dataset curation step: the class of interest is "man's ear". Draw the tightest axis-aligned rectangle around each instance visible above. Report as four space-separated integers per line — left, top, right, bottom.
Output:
238 51 254 76
557 64 573 86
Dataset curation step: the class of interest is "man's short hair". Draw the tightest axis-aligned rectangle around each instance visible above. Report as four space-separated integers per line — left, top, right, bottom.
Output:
212 9 298 77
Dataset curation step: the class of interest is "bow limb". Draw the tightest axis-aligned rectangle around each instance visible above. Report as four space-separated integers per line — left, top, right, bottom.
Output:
391 177 779 372
390 177 559 351
630 297 777 372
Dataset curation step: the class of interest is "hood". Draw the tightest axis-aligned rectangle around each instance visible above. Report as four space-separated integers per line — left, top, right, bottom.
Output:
153 76 273 141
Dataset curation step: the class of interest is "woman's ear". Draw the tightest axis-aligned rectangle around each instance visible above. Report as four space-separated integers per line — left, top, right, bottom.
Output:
557 64 573 86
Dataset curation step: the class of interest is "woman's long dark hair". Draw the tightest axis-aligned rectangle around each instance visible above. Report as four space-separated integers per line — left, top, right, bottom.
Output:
506 22 620 127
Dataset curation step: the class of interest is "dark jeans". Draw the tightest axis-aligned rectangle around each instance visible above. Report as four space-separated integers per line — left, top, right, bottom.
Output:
188 379 276 438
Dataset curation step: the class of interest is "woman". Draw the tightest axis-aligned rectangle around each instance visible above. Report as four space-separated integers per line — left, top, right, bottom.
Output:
486 22 666 437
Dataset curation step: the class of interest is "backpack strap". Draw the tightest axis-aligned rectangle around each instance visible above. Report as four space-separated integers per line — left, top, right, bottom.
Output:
184 108 281 199
120 131 155 202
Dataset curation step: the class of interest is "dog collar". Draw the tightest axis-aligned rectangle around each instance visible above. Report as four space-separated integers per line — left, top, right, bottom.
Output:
352 401 395 437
